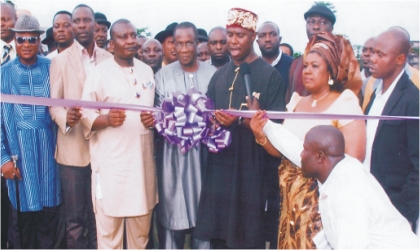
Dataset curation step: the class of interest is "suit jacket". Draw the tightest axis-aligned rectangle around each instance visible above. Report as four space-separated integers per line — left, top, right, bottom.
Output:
362 65 419 111
364 72 419 222
273 53 293 102
49 41 112 167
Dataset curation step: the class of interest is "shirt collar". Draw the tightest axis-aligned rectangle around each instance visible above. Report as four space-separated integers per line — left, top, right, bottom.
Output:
1 39 15 50
76 40 98 61
375 69 404 98
271 50 282 66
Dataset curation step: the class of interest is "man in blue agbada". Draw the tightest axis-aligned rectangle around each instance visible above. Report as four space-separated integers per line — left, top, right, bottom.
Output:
1 15 61 249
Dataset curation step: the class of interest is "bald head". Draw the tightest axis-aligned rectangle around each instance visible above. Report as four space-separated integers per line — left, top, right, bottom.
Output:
370 28 410 80
386 27 411 56
208 26 226 37
141 38 163 74
257 21 280 34
301 125 345 182
1 3 17 43
305 125 345 157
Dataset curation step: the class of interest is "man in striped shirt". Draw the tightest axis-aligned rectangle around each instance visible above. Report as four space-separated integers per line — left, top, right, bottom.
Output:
1 15 61 249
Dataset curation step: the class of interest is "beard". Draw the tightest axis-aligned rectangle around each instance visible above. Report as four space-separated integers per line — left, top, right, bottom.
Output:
260 45 280 58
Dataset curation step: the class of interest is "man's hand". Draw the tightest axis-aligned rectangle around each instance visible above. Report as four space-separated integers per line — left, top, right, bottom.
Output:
246 96 260 111
140 112 155 128
108 109 126 127
215 109 238 127
66 107 82 127
1 161 21 180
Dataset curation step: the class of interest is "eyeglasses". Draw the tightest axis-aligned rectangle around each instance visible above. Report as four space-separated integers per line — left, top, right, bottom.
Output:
16 36 39 45
174 42 196 50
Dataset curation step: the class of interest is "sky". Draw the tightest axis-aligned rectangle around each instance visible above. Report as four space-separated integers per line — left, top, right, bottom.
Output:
11 0 420 54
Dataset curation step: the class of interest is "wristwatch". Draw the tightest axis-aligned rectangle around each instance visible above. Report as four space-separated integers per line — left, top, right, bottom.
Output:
237 116 244 126
65 125 72 134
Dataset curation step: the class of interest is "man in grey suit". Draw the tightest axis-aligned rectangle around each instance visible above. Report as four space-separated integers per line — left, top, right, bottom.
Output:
141 22 216 249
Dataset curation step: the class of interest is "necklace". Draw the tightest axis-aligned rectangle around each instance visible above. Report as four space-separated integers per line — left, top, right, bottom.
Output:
311 91 330 107
228 67 240 109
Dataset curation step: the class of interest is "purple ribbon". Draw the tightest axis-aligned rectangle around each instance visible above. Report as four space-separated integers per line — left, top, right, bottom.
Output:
2 93 418 153
222 110 419 120
154 87 231 153
1 94 160 112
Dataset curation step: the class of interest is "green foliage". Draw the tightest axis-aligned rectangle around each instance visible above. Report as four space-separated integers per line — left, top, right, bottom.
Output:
314 1 337 13
137 27 152 37
353 44 363 68
293 52 303 58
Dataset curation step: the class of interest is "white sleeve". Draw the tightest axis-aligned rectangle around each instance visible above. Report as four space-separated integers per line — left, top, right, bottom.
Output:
263 120 303 167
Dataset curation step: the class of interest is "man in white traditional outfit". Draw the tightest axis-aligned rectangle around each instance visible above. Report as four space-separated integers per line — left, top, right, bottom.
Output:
81 19 157 249
255 117 419 249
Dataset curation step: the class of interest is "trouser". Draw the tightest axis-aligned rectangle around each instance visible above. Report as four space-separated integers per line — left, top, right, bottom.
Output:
157 221 210 249
1 177 10 249
146 208 159 249
59 163 97 249
11 206 59 249
95 198 152 249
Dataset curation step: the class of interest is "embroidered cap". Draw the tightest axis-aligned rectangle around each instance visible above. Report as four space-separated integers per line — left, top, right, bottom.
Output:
226 8 258 32
10 14 44 34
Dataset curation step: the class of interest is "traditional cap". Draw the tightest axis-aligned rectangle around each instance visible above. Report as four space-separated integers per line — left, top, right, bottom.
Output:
10 14 44 34
154 22 178 43
304 4 336 25
94 12 111 29
226 8 258 32
41 27 54 45
197 28 208 42
304 32 361 93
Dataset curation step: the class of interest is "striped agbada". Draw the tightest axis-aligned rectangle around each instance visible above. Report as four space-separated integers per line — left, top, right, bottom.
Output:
1 56 61 212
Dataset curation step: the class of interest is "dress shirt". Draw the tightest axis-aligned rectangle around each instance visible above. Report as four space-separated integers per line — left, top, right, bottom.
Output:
1 39 16 64
46 49 58 59
270 50 282 67
319 155 419 249
363 69 404 171
77 41 98 75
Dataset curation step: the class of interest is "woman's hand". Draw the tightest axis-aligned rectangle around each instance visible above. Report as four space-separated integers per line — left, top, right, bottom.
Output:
250 110 268 142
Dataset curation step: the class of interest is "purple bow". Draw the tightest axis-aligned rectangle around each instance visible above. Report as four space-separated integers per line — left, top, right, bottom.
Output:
155 87 231 153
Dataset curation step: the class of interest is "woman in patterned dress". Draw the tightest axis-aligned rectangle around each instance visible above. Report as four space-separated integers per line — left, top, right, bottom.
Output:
250 32 366 249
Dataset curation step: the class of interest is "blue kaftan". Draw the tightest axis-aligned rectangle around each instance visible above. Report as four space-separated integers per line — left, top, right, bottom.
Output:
1 56 61 212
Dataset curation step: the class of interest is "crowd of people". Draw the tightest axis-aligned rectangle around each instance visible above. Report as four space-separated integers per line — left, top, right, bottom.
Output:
0 1 419 249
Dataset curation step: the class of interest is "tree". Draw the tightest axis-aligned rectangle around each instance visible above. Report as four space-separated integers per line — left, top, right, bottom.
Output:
293 52 303 58
137 27 152 38
314 1 337 13
352 44 363 69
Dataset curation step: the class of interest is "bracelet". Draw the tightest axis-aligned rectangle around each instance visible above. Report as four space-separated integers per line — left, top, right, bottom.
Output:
255 136 267 146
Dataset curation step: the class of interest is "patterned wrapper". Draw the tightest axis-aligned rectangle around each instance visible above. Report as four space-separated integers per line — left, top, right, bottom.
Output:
155 87 231 153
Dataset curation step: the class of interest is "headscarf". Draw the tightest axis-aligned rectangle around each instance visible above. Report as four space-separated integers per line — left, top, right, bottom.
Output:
304 32 362 94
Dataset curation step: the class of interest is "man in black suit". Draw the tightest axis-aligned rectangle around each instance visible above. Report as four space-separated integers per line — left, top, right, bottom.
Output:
257 21 292 101
364 27 419 226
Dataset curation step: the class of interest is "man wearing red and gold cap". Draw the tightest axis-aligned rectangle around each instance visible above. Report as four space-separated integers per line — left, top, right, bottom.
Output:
195 8 285 249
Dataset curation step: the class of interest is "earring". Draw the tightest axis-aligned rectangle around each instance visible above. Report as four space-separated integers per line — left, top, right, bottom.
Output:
328 77 334 86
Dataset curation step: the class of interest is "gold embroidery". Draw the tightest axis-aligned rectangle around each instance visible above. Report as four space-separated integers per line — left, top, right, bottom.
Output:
228 67 240 109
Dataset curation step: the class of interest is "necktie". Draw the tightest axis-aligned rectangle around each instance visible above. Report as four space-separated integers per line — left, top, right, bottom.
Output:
2 44 12 65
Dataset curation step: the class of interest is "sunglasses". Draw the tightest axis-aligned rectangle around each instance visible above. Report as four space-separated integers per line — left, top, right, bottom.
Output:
16 37 39 45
